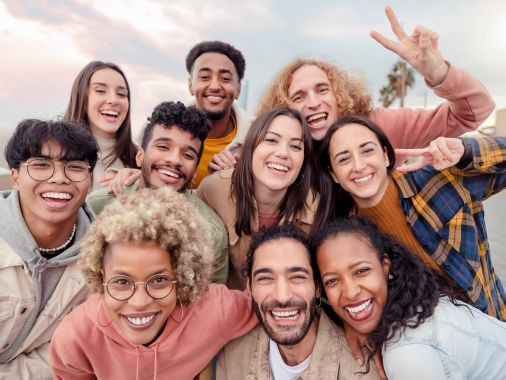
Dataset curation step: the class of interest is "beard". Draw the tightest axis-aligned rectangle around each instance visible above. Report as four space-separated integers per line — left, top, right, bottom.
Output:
141 163 191 192
252 298 317 346
204 107 229 121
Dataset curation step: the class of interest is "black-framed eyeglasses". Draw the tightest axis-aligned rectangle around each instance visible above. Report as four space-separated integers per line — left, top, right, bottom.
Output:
102 274 177 301
21 158 91 182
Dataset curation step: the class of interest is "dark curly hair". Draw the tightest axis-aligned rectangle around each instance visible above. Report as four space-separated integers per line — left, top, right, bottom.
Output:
5 119 99 171
244 224 314 285
312 216 469 373
185 40 246 80
141 101 211 162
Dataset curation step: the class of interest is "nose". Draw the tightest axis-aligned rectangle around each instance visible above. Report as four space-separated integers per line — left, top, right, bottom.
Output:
128 283 153 309
352 154 366 172
272 278 291 303
274 142 289 159
106 89 120 104
341 277 362 301
164 148 182 166
306 91 321 109
208 75 220 91
47 162 70 184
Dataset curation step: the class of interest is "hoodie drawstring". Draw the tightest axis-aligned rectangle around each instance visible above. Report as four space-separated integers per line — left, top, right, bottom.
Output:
153 341 160 380
136 346 140 380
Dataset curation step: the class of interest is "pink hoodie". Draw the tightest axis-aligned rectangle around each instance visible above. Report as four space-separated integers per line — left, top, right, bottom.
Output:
50 284 257 379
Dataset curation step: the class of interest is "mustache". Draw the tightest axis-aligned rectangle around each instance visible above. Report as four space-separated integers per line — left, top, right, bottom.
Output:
261 299 307 312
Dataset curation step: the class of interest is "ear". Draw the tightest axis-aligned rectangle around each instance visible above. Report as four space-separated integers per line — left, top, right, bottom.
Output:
329 168 339 184
246 279 252 297
383 147 390 168
135 147 144 168
382 254 391 278
10 168 20 190
188 77 194 96
235 81 242 100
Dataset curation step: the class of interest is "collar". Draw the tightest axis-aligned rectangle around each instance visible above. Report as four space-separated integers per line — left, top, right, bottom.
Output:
391 171 417 198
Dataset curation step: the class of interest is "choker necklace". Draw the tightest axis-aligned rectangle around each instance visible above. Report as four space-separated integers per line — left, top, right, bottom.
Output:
38 224 77 253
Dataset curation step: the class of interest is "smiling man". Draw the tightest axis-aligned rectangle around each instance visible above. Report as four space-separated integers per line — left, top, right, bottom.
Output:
217 225 379 379
87 101 229 284
186 40 253 186
0 120 98 378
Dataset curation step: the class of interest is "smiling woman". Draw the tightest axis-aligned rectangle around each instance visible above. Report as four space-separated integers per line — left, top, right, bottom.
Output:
49 187 257 379
64 61 138 190
196 107 317 289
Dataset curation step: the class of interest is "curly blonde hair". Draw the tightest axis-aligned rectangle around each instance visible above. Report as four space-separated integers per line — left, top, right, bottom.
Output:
256 58 372 118
80 187 214 304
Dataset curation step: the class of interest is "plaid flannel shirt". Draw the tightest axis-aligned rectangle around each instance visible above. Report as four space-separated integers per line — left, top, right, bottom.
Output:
392 136 506 320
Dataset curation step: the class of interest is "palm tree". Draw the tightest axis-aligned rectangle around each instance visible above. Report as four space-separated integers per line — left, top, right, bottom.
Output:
379 61 415 108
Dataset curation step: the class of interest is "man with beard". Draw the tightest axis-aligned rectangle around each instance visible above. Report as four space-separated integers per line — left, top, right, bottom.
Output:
217 225 379 379
185 40 253 186
87 101 228 284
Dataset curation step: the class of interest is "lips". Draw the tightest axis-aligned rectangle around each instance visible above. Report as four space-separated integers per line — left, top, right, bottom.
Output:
344 298 373 322
352 174 373 185
154 165 185 182
100 110 120 122
306 112 328 128
271 309 299 320
204 94 225 104
40 191 73 209
267 162 289 174
122 312 159 330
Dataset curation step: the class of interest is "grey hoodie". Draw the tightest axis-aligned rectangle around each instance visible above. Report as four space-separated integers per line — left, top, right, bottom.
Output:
0 190 94 363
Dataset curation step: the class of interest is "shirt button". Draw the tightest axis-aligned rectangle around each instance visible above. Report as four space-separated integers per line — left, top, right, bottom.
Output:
468 286 474 291
20 307 27 314
443 264 451 270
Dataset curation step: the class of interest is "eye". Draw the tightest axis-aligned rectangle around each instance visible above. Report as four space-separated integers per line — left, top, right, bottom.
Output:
199 75 210 81
290 144 303 151
256 276 273 284
337 156 350 164
30 160 52 168
156 144 169 151
264 138 277 144
290 274 308 283
66 161 88 171
182 152 196 160
117 92 128 98
221 75 232 82
94 88 106 94
148 275 172 289
324 278 339 287
319 87 329 94
109 276 132 289
355 268 370 276
291 95 303 103
362 147 375 155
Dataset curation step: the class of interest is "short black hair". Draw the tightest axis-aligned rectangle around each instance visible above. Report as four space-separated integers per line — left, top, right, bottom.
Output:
185 40 246 80
5 119 99 170
244 224 315 284
141 101 211 163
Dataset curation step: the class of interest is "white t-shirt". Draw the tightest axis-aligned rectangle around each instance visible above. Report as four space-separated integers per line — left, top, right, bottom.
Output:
269 339 311 380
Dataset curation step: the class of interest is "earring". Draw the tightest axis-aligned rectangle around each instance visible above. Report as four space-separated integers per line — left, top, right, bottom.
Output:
170 299 185 323
388 273 394 280
97 297 113 328
315 297 322 307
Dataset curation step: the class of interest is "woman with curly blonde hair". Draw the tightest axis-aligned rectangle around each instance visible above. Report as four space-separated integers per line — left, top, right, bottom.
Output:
49 187 257 379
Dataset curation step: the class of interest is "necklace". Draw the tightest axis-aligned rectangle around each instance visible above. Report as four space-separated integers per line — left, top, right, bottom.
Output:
38 224 77 253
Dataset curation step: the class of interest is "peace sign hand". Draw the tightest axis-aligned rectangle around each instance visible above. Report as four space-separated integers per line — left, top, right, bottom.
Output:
370 6 449 86
395 137 465 172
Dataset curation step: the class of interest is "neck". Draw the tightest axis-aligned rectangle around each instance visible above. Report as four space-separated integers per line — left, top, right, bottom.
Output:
207 109 233 139
25 216 78 250
277 317 318 366
254 184 286 215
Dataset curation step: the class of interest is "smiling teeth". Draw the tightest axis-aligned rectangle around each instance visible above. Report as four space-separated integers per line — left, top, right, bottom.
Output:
353 174 372 184
158 168 180 178
41 192 72 200
101 111 119 117
307 112 327 122
267 163 288 172
345 299 372 315
126 314 155 326
272 310 299 320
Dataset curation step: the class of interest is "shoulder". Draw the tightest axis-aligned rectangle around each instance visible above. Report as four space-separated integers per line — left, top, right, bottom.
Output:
86 187 115 215
200 169 234 188
52 296 97 347
217 325 263 373
186 191 225 228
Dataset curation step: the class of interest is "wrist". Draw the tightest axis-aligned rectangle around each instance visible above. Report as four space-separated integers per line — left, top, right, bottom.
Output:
426 61 450 87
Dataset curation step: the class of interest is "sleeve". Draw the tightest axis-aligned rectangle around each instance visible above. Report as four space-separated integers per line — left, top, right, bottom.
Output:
383 344 461 380
0 343 52 380
450 136 506 201
216 286 258 341
49 317 94 380
371 64 495 150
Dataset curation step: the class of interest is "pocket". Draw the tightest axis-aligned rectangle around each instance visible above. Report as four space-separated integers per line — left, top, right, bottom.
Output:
0 296 35 354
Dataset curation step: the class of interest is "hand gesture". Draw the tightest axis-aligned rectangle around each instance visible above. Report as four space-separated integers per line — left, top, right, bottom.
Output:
208 150 239 173
99 168 141 196
370 6 449 85
395 137 464 172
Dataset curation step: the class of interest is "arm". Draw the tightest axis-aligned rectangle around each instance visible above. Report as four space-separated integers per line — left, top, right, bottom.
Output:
98 168 141 196
370 7 494 149
383 344 452 380
208 150 239 173
218 286 258 341
0 343 52 380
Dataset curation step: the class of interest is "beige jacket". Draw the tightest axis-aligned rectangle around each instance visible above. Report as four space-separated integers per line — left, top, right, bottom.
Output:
0 238 89 379
196 169 318 289
217 312 379 379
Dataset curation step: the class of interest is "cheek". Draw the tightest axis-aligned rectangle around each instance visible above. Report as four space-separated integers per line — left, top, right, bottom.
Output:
102 294 124 318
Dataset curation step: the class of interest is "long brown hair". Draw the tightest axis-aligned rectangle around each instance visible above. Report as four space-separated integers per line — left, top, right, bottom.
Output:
231 107 313 236
64 61 137 168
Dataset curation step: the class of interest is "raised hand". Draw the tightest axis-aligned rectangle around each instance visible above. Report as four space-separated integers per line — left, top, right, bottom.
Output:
208 150 239 173
370 6 449 85
99 168 141 196
395 137 465 172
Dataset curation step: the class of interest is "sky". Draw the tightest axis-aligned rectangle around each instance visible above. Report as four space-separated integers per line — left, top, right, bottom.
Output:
1 0 506 139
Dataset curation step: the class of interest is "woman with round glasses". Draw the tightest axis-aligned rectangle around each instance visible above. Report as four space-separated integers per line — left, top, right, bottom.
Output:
49 187 257 379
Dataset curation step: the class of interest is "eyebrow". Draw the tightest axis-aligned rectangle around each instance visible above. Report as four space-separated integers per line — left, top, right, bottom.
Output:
111 268 169 278
265 131 303 143
320 260 372 278
152 137 199 155
198 67 233 75
90 82 128 91
333 141 377 159
289 81 330 98
253 266 310 277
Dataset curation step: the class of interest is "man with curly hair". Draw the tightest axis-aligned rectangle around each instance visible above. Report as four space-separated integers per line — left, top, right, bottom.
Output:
185 40 253 186
50 187 257 379
88 101 229 284
0 119 98 378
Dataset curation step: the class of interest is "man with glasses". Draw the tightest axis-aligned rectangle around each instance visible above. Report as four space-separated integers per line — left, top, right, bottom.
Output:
0 119 98 379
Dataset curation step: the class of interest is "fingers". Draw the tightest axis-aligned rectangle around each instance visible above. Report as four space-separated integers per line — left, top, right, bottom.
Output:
98 171 117 185
394 147 429 157
208 162 222 173
125 170 141 186
396 157 427 173
373 353 388 380
211 150 238 171
385 5 407 40
370 31 400 55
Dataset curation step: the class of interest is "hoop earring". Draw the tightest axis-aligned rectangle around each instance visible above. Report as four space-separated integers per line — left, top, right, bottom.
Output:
97 297 113 328
315 297 322 307
170 299 184 323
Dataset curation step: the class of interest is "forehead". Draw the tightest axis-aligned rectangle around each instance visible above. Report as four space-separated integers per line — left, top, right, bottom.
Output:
253 238 312 273
89 68 127 88
318 233 377 267
148 124 201 149
192 52 237 76
330 124 379 151
288 64 332 96
265 115 303 138
105 241 174 274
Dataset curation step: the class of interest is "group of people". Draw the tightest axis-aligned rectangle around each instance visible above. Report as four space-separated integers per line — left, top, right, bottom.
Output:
1 6 505 380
